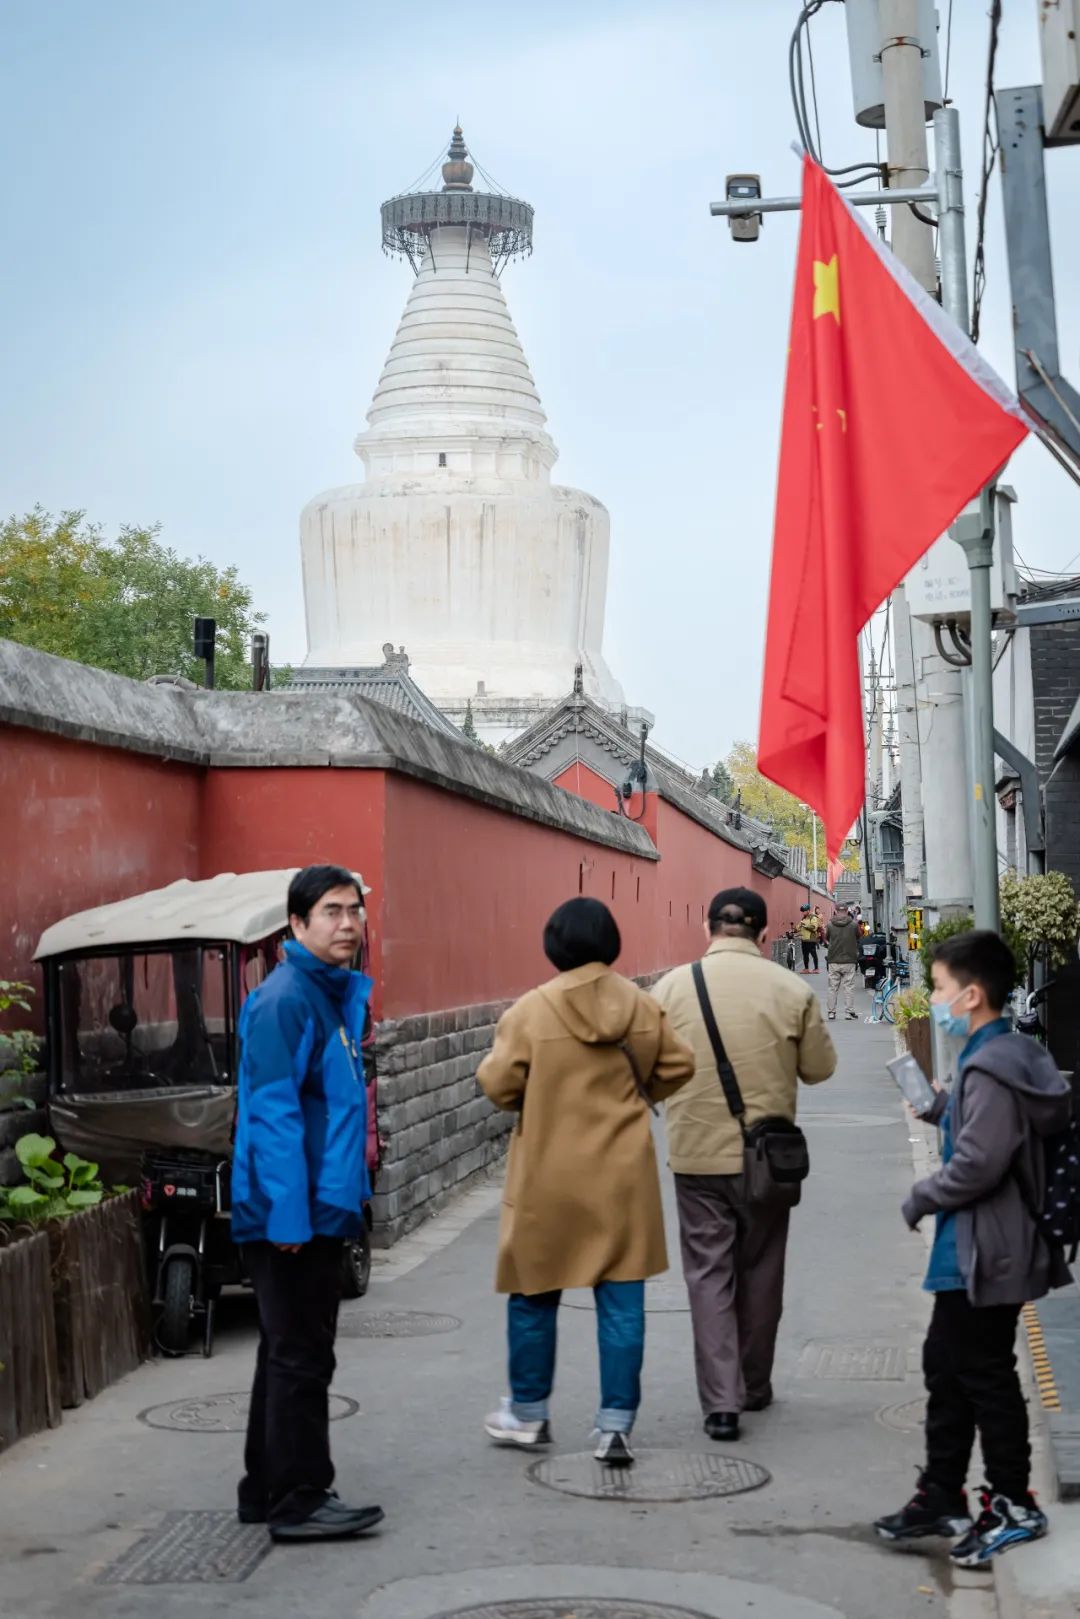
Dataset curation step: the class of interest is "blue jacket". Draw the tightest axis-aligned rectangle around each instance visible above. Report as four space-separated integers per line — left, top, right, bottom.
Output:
231 941 373 1245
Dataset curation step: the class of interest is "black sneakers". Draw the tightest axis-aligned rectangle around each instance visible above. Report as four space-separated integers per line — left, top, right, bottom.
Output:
874 1477 973 1542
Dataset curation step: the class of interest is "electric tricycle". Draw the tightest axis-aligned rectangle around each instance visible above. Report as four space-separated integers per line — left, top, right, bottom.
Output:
34 869 380 1357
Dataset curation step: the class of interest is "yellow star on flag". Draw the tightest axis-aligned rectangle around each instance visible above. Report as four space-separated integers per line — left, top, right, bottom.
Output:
813 254 840 323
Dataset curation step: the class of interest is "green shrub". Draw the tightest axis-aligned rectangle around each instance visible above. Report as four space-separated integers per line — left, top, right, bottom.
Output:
919 911 1027 991
1000 870 1080 975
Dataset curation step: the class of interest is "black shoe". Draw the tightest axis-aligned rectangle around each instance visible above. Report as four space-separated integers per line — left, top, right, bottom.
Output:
237 1503 267 1524
743 1389 773 1413
874 1477 972 1543
270 1503 385 1543
704 1412 740 1442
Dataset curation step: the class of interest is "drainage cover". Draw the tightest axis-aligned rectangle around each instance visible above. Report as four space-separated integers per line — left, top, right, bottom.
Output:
433 1604 715 1619
800 1342 907 1380
137 1391 359 1432
527 1449 769 1503
564 1279 689 1314
96 1512 270 1585
336 1309 462 1339
876 1396 929 1433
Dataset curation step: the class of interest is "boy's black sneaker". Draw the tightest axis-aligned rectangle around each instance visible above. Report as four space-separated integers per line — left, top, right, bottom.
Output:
874 1477 973 1542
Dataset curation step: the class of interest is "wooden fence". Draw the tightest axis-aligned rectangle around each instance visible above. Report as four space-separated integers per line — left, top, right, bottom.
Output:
48 1191 150 1408
0 1191 149 1450
0 1229 61 1450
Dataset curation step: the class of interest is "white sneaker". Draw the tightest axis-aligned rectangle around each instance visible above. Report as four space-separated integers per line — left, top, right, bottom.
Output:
484 1396 552 1449
593 1431 634 1466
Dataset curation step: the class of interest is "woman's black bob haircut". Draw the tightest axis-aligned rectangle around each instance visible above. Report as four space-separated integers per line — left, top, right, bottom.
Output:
543 897 622 972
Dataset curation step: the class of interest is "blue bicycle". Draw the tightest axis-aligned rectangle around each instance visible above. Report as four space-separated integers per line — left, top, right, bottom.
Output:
869 955 910 1024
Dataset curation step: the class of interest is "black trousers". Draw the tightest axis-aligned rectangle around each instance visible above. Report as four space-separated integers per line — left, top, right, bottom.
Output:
923 1290 1029 1502
800 940 819 969
240 1237 343 1525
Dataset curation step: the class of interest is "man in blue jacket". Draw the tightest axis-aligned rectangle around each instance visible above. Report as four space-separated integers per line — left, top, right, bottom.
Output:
232 865 383 1543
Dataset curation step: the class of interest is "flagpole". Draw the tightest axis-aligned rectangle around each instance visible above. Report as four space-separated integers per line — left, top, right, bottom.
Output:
935 105 1002 932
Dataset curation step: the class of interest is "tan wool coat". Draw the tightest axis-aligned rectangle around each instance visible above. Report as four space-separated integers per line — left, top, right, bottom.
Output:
476 964 696 1296
653 938 837 1176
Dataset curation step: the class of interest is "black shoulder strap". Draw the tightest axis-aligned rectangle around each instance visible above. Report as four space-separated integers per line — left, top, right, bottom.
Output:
691 960 746 1123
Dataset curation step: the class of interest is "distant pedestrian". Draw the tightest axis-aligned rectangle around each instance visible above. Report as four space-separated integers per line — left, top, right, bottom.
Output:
797 905 820 973
654 889 836 1441
825 903 860 1020
478 897 695 1467
232 865 384 1544
875 930 1070 1567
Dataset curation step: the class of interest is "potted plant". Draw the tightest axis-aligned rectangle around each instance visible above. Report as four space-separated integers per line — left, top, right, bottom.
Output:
893 985 932 1079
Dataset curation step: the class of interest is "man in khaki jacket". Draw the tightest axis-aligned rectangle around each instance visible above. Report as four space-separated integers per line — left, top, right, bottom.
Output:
654 887 836 1441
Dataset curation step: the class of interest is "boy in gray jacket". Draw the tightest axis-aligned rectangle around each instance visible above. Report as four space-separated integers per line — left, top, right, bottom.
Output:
874 931 1071 1568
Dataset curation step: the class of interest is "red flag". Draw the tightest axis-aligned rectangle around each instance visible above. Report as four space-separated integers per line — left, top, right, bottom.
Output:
757 155 1028 858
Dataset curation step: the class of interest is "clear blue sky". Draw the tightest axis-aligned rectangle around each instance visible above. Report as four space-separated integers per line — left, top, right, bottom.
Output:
3 1 1078 766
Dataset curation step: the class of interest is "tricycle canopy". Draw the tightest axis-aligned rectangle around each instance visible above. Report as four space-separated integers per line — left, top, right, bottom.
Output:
35 869 371 1177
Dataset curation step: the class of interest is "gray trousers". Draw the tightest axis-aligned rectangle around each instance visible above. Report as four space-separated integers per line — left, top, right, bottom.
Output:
674 1173 791 1416
827 962 857 1015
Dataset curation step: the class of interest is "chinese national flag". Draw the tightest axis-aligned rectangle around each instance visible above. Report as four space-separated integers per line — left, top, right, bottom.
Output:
757 155 1028 858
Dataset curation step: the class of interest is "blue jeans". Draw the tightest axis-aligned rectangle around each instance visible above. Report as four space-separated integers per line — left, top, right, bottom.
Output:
507 1280 645 1434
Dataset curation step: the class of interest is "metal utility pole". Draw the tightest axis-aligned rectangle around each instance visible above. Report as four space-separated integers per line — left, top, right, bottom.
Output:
933 106 1000 930
877 0 973 920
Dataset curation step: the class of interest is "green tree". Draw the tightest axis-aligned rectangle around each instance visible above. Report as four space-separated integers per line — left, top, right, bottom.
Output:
461 700 479 742
723 739 859 872
0 508 264 690
706 759 734 802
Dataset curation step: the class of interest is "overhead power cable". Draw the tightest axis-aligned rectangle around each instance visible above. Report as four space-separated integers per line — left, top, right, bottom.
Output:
971 0 1003 345
789 0 882 182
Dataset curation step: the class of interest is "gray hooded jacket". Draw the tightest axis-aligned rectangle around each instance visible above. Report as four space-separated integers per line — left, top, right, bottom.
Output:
902 1032 1072 1306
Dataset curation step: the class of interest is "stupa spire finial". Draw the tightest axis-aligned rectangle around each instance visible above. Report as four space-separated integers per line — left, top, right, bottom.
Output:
441 125 474 193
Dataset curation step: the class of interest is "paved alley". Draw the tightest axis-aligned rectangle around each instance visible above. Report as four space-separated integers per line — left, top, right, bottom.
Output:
0 993 1044 1619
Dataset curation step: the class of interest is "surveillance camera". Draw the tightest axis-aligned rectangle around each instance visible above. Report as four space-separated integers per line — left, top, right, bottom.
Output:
725 174 763 243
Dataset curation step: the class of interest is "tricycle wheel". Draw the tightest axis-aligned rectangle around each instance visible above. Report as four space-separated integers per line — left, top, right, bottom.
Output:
159 1255 195 1356
340 1226 372 1299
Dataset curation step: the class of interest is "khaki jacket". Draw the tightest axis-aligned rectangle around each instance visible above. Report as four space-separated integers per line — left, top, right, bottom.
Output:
477 964 695 1295
653 938 837 1176
797 914 819 942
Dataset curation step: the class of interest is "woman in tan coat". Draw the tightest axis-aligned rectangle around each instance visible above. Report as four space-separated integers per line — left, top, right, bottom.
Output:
477 897 695 1466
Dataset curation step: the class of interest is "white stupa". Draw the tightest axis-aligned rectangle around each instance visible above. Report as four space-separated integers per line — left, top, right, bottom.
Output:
298 127 625 744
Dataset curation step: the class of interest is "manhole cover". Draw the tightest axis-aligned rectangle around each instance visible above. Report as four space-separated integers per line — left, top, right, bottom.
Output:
96 1512 269 1584
336 1309 462 1339
434 1604 715 1618
527 1448 769 1502
137 1391 359 1432
564 1278 689 1314
876 1396 929 1433
800 1342 907 1380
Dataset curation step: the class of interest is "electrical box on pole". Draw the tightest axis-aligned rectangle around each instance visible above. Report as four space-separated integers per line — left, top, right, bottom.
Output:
905 487 1018 624
843 0 943 129
1039 0 1080 146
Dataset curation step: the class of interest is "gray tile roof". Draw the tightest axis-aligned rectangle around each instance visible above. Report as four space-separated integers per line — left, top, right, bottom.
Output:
287 666 462 740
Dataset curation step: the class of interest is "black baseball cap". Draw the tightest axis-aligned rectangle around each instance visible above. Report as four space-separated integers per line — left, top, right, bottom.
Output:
708 886 768 932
